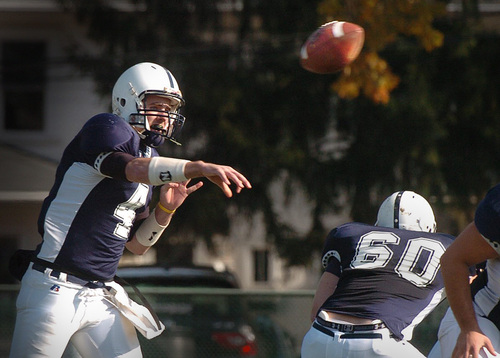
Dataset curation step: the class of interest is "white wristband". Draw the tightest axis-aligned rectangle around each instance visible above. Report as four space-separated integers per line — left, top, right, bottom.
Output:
135 214 168 247
148 157 190 185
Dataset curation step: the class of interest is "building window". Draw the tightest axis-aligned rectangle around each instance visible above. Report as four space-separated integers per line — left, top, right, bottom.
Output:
2 41 46 131
253 249 269 282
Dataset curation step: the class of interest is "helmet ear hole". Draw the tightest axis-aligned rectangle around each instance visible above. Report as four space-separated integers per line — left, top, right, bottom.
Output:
119 98 126 107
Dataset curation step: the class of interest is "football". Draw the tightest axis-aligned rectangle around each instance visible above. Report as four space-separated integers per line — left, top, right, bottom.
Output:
300 21 365 74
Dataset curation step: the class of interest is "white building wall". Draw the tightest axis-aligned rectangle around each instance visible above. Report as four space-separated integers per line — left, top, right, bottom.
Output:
0 8 108 161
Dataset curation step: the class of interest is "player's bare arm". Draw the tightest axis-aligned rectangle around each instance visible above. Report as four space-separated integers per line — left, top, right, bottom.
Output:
441 222 499 358
125 157 251 197
310 272 339 322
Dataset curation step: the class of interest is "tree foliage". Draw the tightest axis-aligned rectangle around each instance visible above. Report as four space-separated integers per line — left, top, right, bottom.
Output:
56 0 500 265
318 0 447 104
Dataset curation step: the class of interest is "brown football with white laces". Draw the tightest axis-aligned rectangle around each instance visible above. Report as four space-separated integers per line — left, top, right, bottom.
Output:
300 21 365 74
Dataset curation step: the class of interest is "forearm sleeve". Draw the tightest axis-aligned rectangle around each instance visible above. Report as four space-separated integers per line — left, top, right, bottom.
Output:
98 152 135 181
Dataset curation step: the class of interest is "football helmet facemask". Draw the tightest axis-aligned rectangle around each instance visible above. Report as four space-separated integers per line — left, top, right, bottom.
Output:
375 191 437 233
112 62 185 147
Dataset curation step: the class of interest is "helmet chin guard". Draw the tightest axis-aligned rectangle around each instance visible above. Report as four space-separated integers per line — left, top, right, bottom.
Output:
129 110 184 147
375 191 437 233
141 130 165 148
112 62 186 146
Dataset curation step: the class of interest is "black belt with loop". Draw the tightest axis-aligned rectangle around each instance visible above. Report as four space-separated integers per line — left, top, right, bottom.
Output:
316 315 386 333
313 322 336 337
31 262 107 288
313 321 383 340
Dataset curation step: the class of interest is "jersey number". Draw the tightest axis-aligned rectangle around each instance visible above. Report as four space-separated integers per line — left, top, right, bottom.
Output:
113 184 149 240
350 231 445 287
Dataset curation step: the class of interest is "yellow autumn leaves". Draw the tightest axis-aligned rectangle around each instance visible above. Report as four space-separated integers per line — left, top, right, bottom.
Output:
318 0 446 103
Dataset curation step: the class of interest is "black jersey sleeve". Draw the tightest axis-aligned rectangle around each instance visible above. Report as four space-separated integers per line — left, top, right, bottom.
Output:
324 258 342 276
77 113 146 180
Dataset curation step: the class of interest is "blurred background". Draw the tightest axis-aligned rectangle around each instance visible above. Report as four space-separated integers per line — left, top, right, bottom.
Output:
0 0 499 356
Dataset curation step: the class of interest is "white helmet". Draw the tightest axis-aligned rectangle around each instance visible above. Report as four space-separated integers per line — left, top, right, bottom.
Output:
112 62 185 146
375 191 436 233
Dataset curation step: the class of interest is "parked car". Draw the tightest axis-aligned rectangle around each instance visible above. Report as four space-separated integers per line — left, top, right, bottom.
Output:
116 264 258 358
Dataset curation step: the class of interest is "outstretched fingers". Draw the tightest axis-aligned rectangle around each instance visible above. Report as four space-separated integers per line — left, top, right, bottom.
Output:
225 169 252 190
206 176 232 197
208 167 251 197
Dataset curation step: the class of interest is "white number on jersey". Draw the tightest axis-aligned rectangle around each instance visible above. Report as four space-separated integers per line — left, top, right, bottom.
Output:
113 183 149 240
350 231 400 269
351 231 445 287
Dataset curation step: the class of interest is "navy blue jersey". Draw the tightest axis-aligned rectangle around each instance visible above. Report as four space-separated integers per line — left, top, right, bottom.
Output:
319 222 454 340
36 113 156 281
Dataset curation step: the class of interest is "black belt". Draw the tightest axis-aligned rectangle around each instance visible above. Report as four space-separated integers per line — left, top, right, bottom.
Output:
313 322 336 337
316 315 386 333
312 322 383 339
31 262 107 288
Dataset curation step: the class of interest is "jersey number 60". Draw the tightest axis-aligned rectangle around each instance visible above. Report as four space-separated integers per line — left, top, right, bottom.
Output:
350 231 446 287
